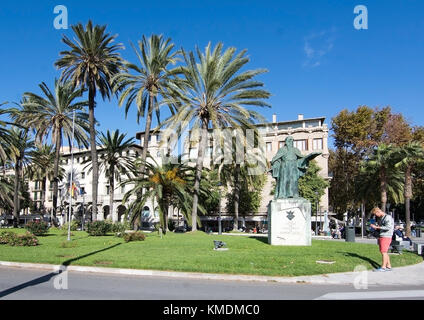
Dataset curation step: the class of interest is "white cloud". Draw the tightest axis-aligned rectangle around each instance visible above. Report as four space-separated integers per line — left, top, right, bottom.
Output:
303 29 336 68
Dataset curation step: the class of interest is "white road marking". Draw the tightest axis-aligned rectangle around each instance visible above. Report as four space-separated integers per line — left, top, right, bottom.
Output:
316 290 424 300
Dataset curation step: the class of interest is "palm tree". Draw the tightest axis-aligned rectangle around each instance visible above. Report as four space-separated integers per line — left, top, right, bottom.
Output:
86 130 136 221
27 145 65 214
216 129 266 231
161 43 270 231
113 34 181 174
8 128 34 226
122 156 205 233
363 143 404 212
9 80 90 224
55 20 125 221
395 141 424 237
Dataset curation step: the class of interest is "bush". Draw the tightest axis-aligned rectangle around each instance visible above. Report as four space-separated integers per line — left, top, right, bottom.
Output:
0 231 38 246
123 231 146 243
0 231 16 244
25 220 49 236
61 220 80 231
86 221 111 236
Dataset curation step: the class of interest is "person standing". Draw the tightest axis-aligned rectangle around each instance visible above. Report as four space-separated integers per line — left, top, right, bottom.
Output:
370 207 394 272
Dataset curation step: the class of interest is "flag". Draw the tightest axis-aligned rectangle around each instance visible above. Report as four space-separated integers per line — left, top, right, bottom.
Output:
70 182 79 199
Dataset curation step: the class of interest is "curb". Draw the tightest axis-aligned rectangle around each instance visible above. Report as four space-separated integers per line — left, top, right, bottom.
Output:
1 260 424 286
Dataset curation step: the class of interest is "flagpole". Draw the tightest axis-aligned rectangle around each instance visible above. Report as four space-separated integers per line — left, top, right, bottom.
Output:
67 110 76 241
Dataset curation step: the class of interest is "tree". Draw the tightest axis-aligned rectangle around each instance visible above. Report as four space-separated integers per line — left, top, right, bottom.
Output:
395 142 424 237
161 42 270 231
298 160 330 213
122 156 206 234
27 144 65 213
226 171 266 228
55 20 125 221
8 128 34 225
92 130 136 221
113 34 180 174
363 144 404 212
9 80 90 223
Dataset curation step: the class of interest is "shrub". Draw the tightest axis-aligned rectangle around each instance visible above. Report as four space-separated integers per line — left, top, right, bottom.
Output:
0 231 16 244
61 220 80 231
0 231 38 246
123 231 146 243
25 220 49 236
86 221 111 236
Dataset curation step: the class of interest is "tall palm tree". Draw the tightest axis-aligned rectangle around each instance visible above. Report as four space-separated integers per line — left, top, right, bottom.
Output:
113 34 181 174
55 20 125 221
27 145 65 214
9 80 90 223
395 141 424 237
86 130 136 221
161 42 270 231
8 128 34 226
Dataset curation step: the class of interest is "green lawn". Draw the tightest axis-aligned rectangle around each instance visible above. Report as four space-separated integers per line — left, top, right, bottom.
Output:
0 228 422 277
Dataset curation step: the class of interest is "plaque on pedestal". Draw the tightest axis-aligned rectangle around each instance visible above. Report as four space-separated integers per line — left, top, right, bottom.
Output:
268 198 311 246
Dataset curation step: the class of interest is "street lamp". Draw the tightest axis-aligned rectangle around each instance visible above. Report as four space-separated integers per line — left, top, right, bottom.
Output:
217 182 222 235
314 191 319 235
81 190 86 231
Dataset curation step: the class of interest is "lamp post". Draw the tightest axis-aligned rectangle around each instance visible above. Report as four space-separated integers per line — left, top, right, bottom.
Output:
217 182 222 235
81 190 86 231
314 191 319 235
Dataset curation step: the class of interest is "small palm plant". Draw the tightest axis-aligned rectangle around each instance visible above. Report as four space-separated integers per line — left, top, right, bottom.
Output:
122 156 206 234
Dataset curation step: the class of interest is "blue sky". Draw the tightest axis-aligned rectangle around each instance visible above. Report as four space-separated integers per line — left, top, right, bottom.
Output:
1 0 423 148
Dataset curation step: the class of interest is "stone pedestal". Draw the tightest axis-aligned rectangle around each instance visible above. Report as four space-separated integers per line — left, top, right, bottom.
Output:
268 198 311 246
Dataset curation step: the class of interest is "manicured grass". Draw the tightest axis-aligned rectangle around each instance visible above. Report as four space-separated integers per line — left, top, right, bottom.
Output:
0 228 422 277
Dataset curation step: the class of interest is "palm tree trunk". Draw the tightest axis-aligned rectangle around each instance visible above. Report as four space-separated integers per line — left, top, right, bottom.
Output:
88 82 99 221
233 164 240 231
140 93 154 174
109 168 115 222
41 177 47 214
404 165 413 237
13 162 21 227
191 119 208 232
380 168 387 212
52 128 62 226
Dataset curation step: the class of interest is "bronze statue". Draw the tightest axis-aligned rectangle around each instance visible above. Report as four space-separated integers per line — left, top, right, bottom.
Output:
271 136 321 199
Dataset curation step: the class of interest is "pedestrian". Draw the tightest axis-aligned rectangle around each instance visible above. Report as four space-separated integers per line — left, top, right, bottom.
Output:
394 225 412 247
370 207 394 272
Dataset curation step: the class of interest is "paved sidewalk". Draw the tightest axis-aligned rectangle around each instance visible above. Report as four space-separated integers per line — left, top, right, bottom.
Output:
1 259 423 287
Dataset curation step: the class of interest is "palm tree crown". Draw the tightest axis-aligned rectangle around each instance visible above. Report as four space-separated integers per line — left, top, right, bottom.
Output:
161 42 271 231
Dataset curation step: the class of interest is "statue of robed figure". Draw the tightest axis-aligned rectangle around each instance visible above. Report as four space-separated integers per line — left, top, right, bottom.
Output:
271 136 321 199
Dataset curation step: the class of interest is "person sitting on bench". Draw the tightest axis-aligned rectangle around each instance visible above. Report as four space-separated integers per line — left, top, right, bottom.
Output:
394 225 412 246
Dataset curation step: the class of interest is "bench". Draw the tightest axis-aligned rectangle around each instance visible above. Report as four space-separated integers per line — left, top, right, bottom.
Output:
413 242 424 255
390 240 411 254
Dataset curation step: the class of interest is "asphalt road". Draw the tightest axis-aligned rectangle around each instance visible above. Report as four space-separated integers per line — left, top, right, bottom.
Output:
1 266 424 300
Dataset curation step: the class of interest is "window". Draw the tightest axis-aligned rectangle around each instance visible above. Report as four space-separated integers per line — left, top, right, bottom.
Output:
206 147 213 158
278 141 284 149
266 142 272 152
106 186 110 194
121 186 125 194
313 138 323 150
81 172 85 179
189 148 198 159
294 139 308 151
